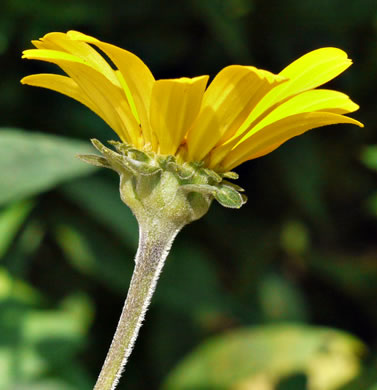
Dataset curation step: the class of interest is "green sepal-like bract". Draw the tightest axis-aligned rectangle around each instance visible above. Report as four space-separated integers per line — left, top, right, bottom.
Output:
78 139 247 226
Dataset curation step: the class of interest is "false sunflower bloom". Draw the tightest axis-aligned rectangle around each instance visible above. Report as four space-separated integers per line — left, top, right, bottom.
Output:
22 31 363 390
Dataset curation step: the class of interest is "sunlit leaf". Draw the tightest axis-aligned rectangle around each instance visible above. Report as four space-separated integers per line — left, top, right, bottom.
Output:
162 324 364 390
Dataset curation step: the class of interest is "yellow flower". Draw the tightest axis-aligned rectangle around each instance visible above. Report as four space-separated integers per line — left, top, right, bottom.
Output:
21 31 363 173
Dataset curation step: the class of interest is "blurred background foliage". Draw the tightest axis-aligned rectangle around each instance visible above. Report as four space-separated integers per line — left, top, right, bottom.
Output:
0 0 377 389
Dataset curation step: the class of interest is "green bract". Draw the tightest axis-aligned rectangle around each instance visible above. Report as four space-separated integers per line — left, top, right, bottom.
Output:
78 140 247 228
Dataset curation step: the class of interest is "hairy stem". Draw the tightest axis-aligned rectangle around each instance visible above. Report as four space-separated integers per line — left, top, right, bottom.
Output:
93 221 181 390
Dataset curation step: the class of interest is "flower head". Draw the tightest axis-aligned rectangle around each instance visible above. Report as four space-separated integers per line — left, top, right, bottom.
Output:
22 31 362 174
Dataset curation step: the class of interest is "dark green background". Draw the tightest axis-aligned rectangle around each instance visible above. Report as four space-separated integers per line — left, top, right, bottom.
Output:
1 0 377 389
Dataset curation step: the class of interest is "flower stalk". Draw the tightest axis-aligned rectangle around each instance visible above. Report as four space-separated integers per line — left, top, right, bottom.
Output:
94 222 181 390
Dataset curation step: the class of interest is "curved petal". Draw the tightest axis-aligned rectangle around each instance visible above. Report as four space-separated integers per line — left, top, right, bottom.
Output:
32 32 120 87
23 48 87 65
22 49 141 145
150 76 208 155
239 89 360 142
218 112 364 171
231 48 353 140
67 30 156 148
266 48 353 113
279 47 352 90
21 73 119 134
186 65 286 162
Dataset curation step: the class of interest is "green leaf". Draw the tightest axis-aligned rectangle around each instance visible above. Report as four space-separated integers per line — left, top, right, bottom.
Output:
0 129 97 206
162 324 364 390
0 200 34 258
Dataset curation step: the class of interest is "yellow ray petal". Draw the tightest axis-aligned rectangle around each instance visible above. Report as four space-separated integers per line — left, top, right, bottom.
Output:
231 48 353 140
268 48 353 112
32 33 140 124
150 76 208 155
186 65 286 162
21 73 120 137
239 89 360 142
115 71 141 124
32 33 140 123
219 112 363 171
67 30 155 147
32 32 120 87
23 48 87 65
280 47 351 90
22 49 140 145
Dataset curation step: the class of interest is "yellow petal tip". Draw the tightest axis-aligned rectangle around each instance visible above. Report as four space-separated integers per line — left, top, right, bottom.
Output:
67 30 98 43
